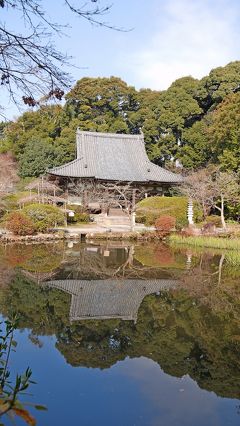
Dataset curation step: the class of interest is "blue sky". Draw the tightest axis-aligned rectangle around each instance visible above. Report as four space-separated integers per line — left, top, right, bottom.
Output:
1 0 240 117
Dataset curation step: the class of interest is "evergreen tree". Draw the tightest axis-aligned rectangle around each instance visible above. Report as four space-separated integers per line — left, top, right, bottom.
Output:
19 139 56 177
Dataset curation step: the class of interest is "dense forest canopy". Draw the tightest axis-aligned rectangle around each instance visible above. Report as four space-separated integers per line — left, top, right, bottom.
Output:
1 61 240 177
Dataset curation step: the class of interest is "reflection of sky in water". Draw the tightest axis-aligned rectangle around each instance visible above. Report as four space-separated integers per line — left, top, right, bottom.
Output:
8 328 239 426
119 357 238 426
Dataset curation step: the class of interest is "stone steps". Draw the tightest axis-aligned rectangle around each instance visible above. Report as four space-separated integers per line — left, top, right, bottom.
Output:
94 215 131 226
108 208 128 217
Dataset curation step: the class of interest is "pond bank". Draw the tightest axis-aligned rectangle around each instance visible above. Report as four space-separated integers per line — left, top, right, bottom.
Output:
169 234 240 250
0 229 158 243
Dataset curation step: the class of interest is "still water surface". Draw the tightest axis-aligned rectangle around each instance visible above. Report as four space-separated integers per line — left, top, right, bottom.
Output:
0 241 239 425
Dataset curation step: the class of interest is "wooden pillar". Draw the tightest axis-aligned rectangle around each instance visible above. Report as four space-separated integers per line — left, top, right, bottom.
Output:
132 189 136 211
66 179 69 204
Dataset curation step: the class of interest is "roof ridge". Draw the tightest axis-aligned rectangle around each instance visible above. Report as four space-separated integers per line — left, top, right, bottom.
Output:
76 129 144 140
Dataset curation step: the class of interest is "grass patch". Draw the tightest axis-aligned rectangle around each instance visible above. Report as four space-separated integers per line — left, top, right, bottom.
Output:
169 234 240 251
225 251 240 266
66 223 92 227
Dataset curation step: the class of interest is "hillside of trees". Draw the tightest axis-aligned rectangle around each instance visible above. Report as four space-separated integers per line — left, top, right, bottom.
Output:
1 60 240 177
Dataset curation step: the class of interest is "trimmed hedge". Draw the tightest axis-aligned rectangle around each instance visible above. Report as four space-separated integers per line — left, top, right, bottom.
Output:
136 196 203 228
23 203 65 232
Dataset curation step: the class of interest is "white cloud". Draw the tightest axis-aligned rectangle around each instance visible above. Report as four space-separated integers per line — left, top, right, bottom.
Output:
125 0 240 89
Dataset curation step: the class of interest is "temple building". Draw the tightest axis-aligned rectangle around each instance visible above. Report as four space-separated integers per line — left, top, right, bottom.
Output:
48 129 182 214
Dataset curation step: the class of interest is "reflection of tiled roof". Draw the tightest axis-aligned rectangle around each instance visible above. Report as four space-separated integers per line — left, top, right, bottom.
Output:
22 270 58 283
45 279 178 322
48 130 182 184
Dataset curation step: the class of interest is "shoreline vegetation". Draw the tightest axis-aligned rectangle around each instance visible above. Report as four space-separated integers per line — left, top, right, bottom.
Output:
169 234 240 250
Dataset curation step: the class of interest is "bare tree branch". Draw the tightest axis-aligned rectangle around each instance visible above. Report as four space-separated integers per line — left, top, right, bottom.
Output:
66 178 145 215
0 1 126 110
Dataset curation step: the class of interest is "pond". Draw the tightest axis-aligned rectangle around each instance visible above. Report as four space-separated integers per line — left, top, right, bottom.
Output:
0 241 239 425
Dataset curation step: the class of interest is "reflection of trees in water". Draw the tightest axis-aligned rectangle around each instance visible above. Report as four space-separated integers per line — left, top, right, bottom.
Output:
60 244 135 279
57 243 183 280
0 242 65 286
134 244 187 270
56 288 240 399
0 241 188 282
0 274 71 336
179 250 240 317
0 242 64 272
0 245 17 287
0 263 14 288
0 261 240 400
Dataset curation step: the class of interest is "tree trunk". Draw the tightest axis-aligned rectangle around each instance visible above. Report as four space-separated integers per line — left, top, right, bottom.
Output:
220 195 226 230
130 212 136 232
218 253 225 287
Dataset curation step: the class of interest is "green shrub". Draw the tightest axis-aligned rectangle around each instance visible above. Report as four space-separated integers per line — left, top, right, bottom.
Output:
67 205 90 223
75 212 90 223
4 211 36 235
135 214 146 224
175 217 189 231
23 203 65 232
136 196 202 227
226 219 239 225
225 201 240 222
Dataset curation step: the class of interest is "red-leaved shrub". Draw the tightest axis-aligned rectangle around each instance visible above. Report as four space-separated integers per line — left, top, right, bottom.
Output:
5 211 36 236
155 215 176 238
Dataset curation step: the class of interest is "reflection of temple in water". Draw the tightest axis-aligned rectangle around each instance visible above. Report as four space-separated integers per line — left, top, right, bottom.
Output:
22 270 58 284
45 279 178 322
16 242 181 322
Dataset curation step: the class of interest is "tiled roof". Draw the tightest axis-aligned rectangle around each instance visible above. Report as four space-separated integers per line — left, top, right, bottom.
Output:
48 130 182 184
45 279 178 322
